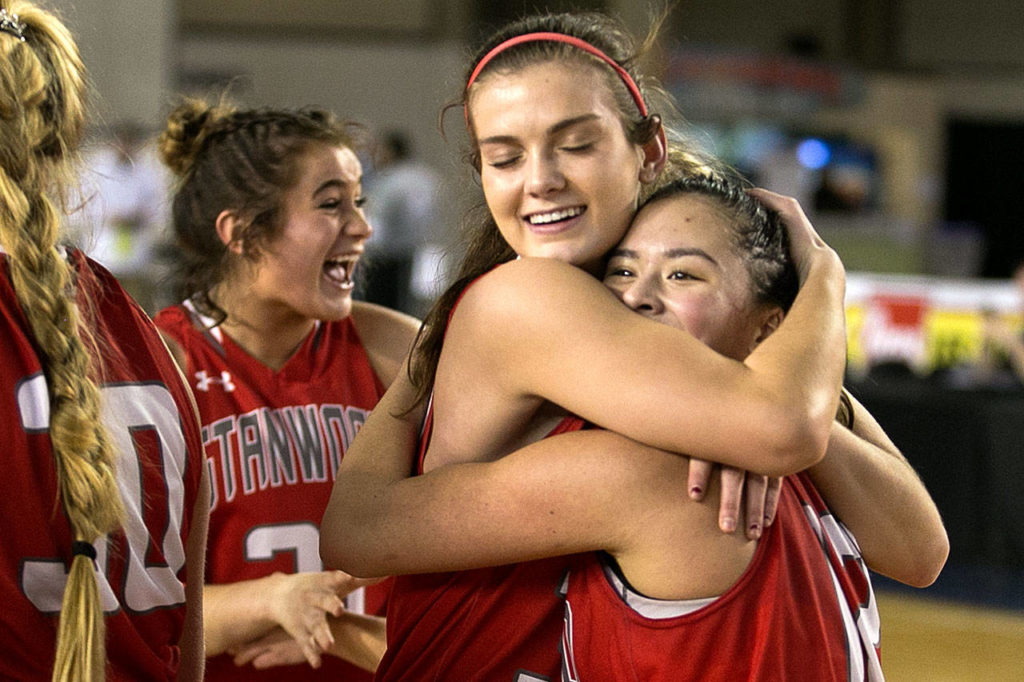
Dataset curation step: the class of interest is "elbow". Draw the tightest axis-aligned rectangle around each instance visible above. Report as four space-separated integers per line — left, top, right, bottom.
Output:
319 511 382 578
318 522 349 571
902 530 950 588
320 530 387 579
875 525 950 588
759 412 831 477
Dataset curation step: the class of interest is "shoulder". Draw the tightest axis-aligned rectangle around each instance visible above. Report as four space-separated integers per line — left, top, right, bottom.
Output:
349 301 421 387
152 306 190 356
459 258 611 316
157 329 189 375
451 258 627 350
152 303 189 331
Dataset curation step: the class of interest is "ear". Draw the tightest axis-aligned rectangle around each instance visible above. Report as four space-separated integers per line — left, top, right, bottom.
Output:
214 210 245 255
638 122 667 184
753 307 784 347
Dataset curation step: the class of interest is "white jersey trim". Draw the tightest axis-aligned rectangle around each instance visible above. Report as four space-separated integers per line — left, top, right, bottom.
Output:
600 558 718 619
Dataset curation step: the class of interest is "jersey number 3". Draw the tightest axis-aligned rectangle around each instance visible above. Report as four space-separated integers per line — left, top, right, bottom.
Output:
18 378 190 614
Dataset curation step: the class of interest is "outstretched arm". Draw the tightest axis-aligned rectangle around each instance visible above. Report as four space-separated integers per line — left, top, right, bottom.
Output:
203 570 374 668
444 191 847 476
227 612 386 673
806 391 948 587
177 468 210 682
324 403 729 579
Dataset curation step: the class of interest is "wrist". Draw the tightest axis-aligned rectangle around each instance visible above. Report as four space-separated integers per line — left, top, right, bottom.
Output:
257 571 287 622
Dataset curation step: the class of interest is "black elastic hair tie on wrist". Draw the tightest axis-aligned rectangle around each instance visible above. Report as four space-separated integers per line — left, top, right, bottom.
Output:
71 541 97 561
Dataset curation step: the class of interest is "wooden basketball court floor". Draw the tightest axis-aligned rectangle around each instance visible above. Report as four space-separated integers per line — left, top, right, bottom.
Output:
876 588 1024 680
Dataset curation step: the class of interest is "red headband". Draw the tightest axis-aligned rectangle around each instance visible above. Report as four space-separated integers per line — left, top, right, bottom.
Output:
464 32 649 125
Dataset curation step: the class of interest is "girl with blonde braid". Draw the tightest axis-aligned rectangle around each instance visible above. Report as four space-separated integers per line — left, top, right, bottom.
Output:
0 2 209 680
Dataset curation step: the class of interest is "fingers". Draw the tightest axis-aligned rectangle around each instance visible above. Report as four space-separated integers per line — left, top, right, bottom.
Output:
764 476 783 527
746 187 832 282
232 630 310 670
688 458 714 501
268 571 350 668
743 475 769 540
325 568 385 597
717 467 746 533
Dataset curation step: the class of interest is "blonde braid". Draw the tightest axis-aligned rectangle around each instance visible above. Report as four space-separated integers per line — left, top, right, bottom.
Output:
0 2 122 679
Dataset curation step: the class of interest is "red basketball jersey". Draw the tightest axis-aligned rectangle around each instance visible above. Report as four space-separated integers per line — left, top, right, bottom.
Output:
376 415 586 682
559 471 883 681
154 302 389 680
0 251 205 681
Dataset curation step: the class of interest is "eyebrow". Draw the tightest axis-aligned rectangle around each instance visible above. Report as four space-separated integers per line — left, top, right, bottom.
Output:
477 113 602 146
611 246 720 266
313 178 357 196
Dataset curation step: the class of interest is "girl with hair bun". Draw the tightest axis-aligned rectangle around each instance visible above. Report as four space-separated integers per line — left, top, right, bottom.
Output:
153 98 420 679
0 2 208 680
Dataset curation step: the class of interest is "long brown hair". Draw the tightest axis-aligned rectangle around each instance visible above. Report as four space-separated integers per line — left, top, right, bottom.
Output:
0 2 122 679
407 10 719 411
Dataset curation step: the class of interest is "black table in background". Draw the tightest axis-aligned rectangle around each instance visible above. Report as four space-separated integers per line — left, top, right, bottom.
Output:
846 373 1024 577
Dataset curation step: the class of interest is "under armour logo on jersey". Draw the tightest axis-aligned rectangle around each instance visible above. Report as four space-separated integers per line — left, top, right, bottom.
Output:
194 370 236 392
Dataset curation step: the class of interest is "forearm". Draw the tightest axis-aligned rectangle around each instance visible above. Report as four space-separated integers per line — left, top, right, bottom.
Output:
178 471 210 680
324 430 659 577
807 394 948 587
326 612 387 673
321 369 424 572
743 250 848 471
204 576 282 656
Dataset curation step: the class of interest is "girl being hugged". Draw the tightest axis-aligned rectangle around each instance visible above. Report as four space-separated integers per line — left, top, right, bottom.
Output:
0 2 208 680
322 10 854 681
154 100 419 678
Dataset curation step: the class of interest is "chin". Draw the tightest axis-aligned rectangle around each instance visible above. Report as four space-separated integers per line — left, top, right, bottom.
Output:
316 295 354 321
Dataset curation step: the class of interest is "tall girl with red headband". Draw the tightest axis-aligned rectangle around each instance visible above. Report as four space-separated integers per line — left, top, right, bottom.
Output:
323 11 855 680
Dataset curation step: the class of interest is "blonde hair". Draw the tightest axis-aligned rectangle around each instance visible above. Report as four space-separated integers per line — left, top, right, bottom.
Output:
0 2 122 679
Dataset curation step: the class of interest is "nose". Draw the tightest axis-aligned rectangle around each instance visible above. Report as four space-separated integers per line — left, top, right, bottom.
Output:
348 209 373 240
525 151 565 196
618 274 664 315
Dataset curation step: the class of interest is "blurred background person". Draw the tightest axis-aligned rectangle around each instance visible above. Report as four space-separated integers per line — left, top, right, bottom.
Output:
360 129 444 317
67 119 171 313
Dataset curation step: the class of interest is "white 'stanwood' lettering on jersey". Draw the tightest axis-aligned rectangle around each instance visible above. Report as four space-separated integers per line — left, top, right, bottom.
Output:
201 402 371 512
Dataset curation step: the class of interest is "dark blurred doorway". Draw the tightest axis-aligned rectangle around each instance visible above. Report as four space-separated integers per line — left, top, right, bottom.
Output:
946 119 1024 278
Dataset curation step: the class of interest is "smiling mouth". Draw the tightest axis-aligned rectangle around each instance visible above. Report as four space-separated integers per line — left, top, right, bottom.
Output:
525 206 585 226
323 257 358 289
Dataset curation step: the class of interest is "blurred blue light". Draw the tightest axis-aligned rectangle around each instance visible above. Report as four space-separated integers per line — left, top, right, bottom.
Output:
796 138 831 169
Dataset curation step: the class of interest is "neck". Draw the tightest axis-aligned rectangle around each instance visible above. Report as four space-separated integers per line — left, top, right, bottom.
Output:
211 285 316 371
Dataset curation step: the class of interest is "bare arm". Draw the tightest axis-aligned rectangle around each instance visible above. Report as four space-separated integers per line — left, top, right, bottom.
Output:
442 192 846 475
227 612 386 672
323 193 846 574
177 468 210 682
326 413 714 578
326 611 387 673
806 391 949 587
349 301 421 386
